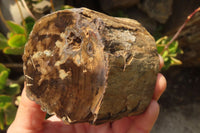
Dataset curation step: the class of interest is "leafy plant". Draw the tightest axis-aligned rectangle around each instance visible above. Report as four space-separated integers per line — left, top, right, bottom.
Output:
0 17 35 130
0 17 35 55
156 36 183 70
0 64 20 130
61 5 74 10
24 17 35 35
156 7 200 70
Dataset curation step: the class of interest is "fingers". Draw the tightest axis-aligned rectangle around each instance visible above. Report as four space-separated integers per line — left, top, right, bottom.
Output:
152 55 166 101
43 121 76 133
46 115 111 133
127 100 160 133
13 86 46 131
112 117 132 133
153 73 167 100
86 122 112 133
159 55 164 70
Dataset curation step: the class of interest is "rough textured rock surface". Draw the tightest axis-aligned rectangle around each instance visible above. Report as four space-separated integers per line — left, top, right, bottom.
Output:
138 0 173 23
99 0 140 11
23 8 159 124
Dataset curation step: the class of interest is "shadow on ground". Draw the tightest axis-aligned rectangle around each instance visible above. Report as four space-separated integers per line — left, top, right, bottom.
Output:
152 66 200 133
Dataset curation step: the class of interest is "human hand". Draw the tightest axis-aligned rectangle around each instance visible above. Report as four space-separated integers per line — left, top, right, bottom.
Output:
8 55 166 133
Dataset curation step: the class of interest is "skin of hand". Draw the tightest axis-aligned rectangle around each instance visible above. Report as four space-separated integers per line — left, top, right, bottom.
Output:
8 55 166 133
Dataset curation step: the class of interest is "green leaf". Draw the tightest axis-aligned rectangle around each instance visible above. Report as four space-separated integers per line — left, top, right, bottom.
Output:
61 5 74 10
7 32 15 39
171 57 182 65
0 71 9 90
163 56 169 62
3 46 24 55
162 50 169 58
0 63 10 73
168 53 177 57
4 103 17 125
163 57 170 68
157 45 164 53
6 21 25 34
162 58 171 70
169 41 178 53
178 49 184 55
8 34 26 48
24 17 35 36
0 33 8 50
4 84 20 96
0 95 12 108
156 36 183 70
0 109 5 130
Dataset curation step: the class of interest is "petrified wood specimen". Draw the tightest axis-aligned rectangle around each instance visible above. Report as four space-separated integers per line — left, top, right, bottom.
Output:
23 7 159 124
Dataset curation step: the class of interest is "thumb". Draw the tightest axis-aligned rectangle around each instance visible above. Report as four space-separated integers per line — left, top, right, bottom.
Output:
13 85 46 131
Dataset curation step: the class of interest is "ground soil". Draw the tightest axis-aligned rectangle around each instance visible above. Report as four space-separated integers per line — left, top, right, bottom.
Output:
152 66 200 133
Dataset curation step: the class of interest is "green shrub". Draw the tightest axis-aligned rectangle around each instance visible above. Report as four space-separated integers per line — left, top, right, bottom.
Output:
0 17 35 130
156 36 183 70
0 63 20 130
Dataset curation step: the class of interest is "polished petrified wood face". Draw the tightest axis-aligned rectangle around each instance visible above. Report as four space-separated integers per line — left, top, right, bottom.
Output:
23 8 159 124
